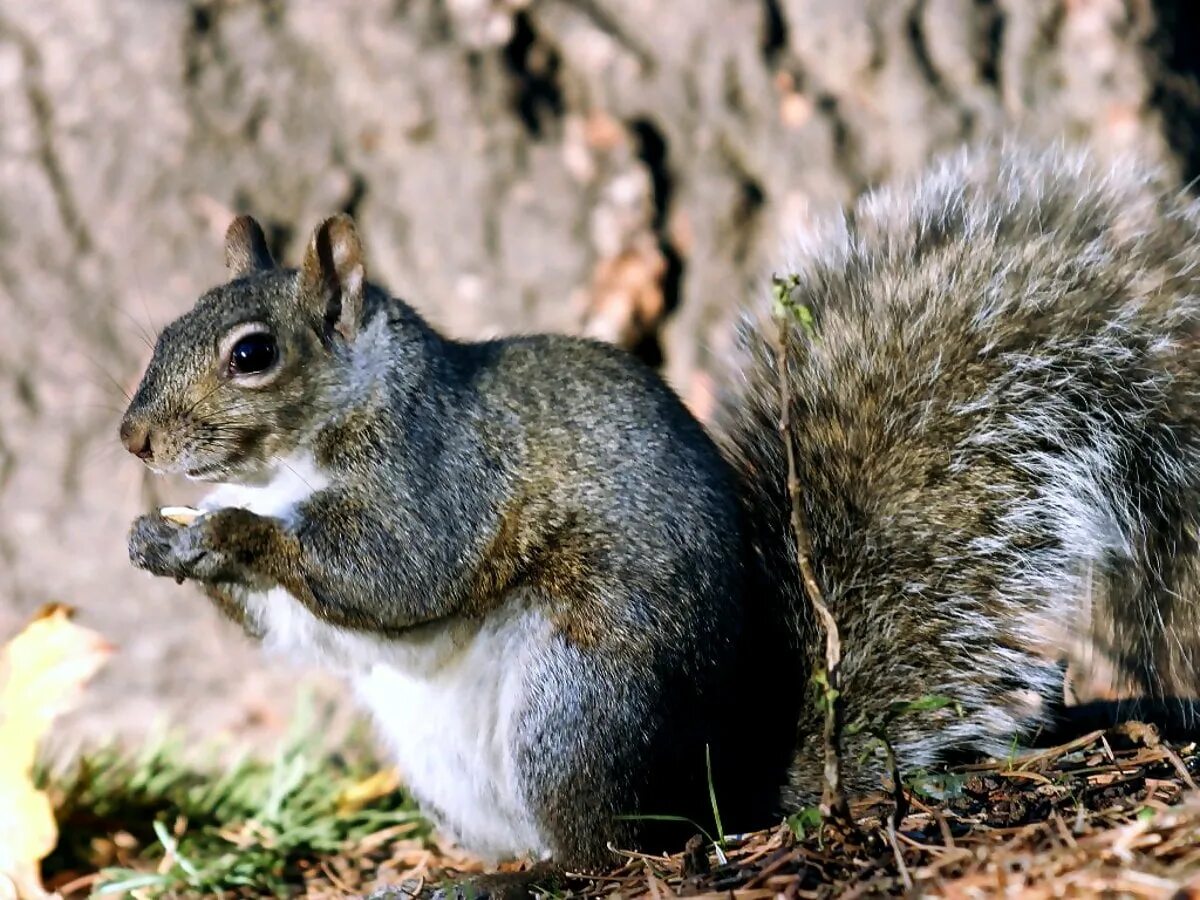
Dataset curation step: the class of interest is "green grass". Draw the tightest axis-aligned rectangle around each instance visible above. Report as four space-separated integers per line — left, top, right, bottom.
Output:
42 698 430 897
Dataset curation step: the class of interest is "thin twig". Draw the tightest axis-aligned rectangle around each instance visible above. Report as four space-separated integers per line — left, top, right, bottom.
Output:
886 818 914 891
773 284 853 826
876 731 910 830
1161 744 1198 792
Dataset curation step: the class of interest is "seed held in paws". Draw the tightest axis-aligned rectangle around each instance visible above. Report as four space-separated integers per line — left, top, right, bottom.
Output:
160 506 204 526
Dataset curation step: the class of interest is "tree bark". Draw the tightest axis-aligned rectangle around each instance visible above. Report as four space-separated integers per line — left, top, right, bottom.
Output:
0 0 1196 747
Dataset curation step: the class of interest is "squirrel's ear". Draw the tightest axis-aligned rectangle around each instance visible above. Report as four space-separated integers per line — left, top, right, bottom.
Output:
299 214 365 343
224 215 276 277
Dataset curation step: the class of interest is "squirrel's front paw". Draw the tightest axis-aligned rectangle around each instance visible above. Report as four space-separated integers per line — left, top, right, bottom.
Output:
128 513 193 582
128 508 273 585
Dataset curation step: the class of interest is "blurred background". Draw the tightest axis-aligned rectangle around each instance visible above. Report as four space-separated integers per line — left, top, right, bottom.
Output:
1 0 1198 754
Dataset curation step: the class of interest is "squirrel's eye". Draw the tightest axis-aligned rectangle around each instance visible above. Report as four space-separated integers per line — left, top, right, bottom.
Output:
229 333 278 376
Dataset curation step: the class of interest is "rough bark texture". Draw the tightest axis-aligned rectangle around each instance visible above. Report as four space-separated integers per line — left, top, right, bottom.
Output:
2 0 1198 749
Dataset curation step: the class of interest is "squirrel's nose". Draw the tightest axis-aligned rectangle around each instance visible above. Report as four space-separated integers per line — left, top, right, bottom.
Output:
119 419 154 460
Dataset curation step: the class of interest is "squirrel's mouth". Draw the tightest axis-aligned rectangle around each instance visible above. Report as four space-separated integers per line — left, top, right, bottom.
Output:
184 462 226 481
183 451 264 483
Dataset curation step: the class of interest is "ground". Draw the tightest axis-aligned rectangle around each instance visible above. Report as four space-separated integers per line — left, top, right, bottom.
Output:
41 719 1200 898
4 0 1199 765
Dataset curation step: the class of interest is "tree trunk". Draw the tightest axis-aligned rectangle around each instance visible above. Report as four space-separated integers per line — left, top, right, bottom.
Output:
1 0 1196 747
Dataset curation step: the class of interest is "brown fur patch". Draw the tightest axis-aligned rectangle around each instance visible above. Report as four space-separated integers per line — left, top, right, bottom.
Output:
467 496 608 648
467 496 530 614
312 406 381 468
202 508 318 618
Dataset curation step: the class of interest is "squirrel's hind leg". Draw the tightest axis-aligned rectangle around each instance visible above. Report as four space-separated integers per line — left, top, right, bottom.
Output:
510 641 728 871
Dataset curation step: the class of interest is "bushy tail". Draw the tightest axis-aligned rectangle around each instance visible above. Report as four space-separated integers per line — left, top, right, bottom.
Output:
707 138 1200 802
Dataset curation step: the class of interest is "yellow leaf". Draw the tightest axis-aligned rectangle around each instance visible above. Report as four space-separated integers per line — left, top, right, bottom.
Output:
336 767 401 814
0 605 112 900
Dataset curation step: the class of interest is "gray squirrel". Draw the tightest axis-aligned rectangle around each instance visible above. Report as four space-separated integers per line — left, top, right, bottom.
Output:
121 140 1200 894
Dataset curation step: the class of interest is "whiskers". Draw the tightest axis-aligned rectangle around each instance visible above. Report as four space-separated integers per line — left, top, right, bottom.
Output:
78 348 134 404
180 378 228 420
183 395 276 477
114 306 156 353
283 458 316 493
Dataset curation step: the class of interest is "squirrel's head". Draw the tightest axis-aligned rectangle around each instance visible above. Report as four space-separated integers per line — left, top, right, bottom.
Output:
119 214 369 483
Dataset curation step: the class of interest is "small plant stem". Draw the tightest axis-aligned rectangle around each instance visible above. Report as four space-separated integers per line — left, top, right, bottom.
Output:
773 300 854 827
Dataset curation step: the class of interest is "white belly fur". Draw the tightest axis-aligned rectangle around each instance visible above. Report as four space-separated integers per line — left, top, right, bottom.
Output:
200 454 550 860
356 605 551 860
